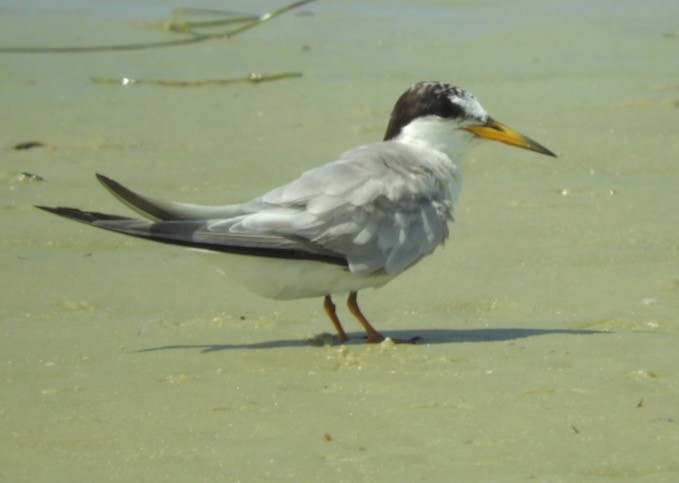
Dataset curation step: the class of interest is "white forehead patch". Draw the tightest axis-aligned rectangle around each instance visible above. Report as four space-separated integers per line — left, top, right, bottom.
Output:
446 90 487 122
410 81 488 123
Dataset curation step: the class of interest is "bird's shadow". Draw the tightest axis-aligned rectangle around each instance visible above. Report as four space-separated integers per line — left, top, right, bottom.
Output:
135 327 605 353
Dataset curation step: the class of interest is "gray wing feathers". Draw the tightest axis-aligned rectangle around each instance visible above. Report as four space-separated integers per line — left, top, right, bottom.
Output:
233 142 455 275
73 141 454 275
35 205 346 264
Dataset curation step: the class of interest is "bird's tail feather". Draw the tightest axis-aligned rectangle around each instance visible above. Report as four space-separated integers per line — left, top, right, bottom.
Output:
96 174 243 221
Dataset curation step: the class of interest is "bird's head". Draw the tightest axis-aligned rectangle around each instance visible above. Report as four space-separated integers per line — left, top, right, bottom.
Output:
384 81 556 158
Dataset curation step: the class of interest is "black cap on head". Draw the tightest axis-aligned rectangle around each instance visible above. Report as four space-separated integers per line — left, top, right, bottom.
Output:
384 82 473 140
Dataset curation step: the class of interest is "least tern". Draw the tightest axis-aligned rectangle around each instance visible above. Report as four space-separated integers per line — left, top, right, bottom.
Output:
38 81 555 343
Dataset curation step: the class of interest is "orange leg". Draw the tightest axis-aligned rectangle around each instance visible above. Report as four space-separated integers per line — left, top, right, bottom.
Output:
347 291 420 344
323 295 348 342
347 291 386 343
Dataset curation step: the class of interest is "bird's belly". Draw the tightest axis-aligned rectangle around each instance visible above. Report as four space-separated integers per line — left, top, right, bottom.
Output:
192 250 394 300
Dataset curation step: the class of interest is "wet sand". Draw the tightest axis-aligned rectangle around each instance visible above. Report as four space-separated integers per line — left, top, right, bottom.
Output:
1 1 678 480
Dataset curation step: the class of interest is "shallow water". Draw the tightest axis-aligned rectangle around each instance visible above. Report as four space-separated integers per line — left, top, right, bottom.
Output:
1 0 678 480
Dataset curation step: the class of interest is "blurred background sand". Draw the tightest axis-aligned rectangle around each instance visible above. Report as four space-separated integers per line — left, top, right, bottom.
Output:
1 1 678 480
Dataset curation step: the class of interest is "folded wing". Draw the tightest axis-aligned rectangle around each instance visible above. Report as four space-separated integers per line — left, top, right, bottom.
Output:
40 141 455 276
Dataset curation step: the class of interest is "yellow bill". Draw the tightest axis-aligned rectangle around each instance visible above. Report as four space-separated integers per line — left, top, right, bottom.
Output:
463 118 556 157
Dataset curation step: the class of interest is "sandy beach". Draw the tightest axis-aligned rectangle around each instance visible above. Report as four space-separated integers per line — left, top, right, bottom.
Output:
1 0 678 480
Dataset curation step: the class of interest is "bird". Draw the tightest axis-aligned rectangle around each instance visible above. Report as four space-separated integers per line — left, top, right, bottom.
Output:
37 81 556 344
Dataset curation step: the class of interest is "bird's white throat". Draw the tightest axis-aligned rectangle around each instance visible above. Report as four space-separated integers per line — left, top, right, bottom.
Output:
394 115 480 161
